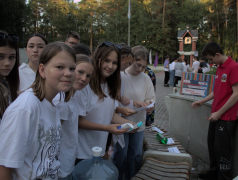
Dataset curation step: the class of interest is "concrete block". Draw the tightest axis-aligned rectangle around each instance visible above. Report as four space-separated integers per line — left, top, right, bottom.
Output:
168 94 210 164
164 96 170 118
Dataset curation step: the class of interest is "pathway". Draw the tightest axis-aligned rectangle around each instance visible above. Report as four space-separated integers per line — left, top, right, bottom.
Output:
154 72 209 180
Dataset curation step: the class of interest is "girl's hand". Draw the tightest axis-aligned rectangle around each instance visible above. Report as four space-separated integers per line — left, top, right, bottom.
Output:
121 96 130 106
105 124 128 135
133 100 147 108
128 122 139 133
146 100 154 115
119 107 137 117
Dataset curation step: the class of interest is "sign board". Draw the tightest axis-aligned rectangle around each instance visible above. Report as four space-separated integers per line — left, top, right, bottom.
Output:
180 72 215 98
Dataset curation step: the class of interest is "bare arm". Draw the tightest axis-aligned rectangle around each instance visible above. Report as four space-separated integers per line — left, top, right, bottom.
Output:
115 107 137 117
78 116 128 135
0 166 12 180
111 112 133 124
191 92 214 109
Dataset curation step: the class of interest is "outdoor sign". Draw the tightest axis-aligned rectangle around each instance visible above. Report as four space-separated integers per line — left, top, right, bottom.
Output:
180 72 215 97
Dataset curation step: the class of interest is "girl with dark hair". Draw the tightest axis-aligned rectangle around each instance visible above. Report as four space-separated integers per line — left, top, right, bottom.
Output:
0 42 76 179
0 30 20 120
19 33 48 91
72 43 91 56
112 47 155 180
73 41 134 164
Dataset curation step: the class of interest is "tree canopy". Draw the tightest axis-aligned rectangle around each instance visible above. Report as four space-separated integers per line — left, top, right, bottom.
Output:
1 0 237 62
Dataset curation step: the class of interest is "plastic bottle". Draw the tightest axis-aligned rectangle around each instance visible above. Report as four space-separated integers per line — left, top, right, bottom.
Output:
117 123 134 130
157 133 168 144
127 121 143 133
73 146 119 180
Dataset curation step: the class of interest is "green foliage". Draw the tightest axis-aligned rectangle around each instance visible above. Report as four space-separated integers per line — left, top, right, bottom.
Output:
0 0 29 47
1 0 237 59
205 67 217 75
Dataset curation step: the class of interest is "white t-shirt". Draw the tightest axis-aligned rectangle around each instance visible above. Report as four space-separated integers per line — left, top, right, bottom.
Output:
169 62 176 71
19 63 36 91
183 64 190 72
0 89 62 180
53 93 79 178
121 70 155 131
202 63 210 73
192 61 200 73
74 84 116 159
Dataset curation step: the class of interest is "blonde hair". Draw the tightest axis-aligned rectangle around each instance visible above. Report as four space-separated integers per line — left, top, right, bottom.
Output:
30 42 76 102
76 54 94 66
132 45 148 53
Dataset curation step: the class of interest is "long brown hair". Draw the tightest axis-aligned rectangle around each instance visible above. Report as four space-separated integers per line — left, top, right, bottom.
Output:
30 42 76 102
0 30 20 118
90 44 121 101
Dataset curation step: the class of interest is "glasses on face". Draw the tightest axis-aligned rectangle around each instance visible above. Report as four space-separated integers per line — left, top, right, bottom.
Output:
0 33 19 42
135 62 147 70
99 41 122 50
67 41 78 46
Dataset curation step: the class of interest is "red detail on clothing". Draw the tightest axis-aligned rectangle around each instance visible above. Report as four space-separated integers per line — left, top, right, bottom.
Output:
212 57 238 121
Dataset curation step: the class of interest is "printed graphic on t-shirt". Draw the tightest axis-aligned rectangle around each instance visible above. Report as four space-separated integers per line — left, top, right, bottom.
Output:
221 74 227 82
30 125 62 179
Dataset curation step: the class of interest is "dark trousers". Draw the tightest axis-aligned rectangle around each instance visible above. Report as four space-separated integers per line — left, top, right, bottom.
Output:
207 120 237 180
164 71 170 85
174 76 181 87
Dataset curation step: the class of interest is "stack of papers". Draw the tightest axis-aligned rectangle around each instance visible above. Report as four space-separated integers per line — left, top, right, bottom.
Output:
151 126 164 134
167 138 175 144
136 102 155 111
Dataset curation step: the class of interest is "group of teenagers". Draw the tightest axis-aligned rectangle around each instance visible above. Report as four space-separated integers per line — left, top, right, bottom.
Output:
0 30 155 180
163 55 211 87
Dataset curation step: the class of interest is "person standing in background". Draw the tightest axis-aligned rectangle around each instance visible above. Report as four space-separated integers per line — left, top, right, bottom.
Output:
174 57 184 87
192 57 200 73
169 58 177 88
65 31 80 48
164 55 170 87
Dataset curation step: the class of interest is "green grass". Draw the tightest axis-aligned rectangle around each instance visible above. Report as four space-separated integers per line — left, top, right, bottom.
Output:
205 67 217 75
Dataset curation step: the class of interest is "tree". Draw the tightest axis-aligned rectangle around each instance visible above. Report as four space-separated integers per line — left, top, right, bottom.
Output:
0 0 30 47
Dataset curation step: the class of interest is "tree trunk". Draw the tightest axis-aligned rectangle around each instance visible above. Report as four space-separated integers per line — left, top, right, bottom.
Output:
90 10 93 52
163 0 165 29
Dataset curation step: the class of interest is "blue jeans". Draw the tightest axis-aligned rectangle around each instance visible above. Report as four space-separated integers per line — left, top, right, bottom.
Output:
169 70 175 87
112 131 144 180
59 172 73 180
